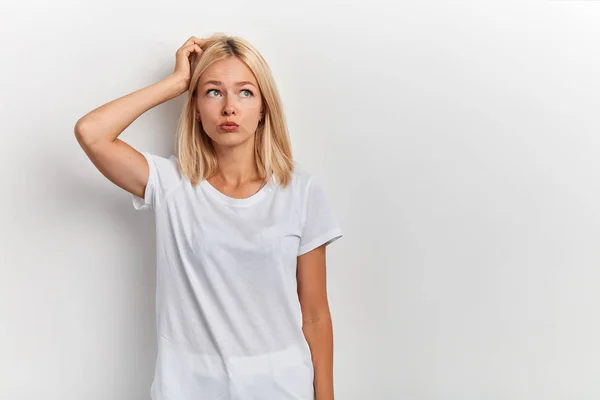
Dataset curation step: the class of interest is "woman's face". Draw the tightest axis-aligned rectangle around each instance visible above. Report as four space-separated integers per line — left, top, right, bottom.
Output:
195 57 263 148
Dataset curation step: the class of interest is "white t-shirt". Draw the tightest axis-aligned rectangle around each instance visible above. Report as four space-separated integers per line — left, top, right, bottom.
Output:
131 152 343 400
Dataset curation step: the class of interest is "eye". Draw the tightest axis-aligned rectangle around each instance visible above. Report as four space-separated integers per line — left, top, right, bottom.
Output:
241 89 253 97
206 89 220 97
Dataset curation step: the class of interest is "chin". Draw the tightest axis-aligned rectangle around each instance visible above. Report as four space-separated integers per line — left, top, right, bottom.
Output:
209 132 254 148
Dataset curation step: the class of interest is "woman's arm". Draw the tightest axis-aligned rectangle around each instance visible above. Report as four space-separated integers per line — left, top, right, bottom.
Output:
74 36 203 199
74 74 186 147
297 244 335 400
74 75 186 199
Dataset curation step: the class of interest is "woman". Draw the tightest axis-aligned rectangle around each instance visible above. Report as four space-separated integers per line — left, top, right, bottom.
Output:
74 34 343 400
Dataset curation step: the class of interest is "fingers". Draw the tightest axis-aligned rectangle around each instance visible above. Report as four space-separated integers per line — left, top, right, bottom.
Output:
181 36 206 49
176 41 201 53
178 43 202 57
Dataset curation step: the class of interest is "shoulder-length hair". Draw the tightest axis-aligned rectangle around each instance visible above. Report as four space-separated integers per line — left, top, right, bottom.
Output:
174 34 294 188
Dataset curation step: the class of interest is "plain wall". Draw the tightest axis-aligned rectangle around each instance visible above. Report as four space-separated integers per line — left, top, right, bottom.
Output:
2 0 600 398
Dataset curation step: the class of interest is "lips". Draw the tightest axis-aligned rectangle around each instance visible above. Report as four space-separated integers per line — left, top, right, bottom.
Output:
220 122 239 127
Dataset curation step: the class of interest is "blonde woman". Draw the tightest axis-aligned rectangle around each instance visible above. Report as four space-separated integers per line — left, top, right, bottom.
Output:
74 34 343 400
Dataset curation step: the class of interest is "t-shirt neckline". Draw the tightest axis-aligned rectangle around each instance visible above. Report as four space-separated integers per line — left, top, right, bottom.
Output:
200 179 272 207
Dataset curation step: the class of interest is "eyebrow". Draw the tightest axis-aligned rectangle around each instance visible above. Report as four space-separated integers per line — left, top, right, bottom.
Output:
202 80 256 87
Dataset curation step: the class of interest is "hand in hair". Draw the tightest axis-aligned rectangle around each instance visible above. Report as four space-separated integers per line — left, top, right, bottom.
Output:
172 36 206 87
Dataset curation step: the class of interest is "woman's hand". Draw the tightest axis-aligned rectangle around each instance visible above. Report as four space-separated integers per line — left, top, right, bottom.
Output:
171 36 205 90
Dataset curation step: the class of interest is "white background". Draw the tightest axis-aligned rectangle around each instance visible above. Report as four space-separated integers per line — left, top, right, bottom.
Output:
2 0 600 399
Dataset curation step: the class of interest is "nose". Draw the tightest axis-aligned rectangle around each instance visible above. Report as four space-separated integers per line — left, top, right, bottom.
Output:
222 96 236 116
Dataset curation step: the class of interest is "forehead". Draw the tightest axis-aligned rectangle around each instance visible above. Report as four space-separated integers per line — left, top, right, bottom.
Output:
199 57 258 86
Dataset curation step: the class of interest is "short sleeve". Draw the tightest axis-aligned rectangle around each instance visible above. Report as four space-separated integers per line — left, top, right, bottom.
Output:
132 151 181 212
297 176 343 256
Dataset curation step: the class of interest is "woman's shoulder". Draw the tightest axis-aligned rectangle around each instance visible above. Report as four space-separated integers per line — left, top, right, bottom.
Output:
143 152 182 178
289 162 318 190
285 162 333 202
131 152 183 212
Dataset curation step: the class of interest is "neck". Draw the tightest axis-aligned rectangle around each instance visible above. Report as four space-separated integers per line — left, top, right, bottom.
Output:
212 137 262 186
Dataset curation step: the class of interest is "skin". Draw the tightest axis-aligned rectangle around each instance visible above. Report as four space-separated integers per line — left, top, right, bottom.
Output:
194 56 335 400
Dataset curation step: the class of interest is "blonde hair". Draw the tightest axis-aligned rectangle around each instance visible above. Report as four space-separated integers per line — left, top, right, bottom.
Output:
174 34 294 188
